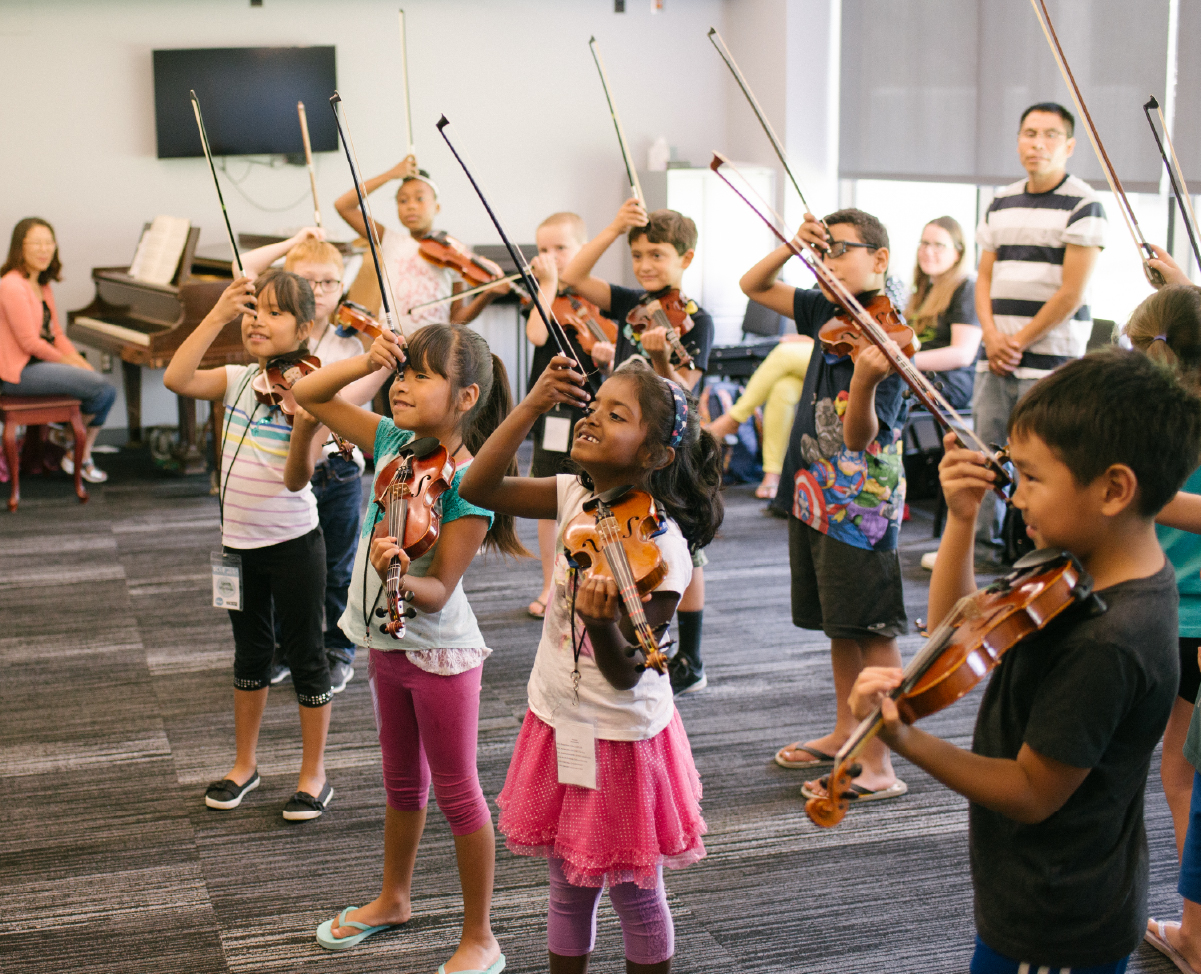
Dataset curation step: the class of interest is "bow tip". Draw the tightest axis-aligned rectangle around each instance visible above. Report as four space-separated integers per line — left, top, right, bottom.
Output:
436 115 449 130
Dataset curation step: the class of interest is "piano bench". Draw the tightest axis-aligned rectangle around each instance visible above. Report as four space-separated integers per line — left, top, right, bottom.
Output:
0 395 89 512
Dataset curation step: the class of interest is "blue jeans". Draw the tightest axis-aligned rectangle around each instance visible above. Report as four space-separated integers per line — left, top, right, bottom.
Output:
1 361 117 427
1180 771 1201 903
311 455 364 662
970 936 1128 974
971 370 1039 545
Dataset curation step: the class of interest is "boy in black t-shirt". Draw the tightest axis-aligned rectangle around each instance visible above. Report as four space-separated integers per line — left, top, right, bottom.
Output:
846 351 1201 973
562 199 715 695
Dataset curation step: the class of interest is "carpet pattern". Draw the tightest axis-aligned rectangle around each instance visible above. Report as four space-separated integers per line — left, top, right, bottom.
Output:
0 459 1183 972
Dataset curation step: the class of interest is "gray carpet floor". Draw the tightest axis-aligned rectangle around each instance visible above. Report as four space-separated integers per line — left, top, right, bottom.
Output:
0 450 1184 972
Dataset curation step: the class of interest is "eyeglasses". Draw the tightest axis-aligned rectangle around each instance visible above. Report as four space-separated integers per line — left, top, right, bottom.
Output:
304 279 343 293
823 241 878 260
917 240 949 252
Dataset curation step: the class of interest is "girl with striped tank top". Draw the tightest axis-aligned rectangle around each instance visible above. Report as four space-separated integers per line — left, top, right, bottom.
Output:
293 324 524 974
164 270 335 821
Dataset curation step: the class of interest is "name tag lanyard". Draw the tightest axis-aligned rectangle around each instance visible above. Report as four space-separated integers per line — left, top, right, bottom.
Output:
212 368 261 610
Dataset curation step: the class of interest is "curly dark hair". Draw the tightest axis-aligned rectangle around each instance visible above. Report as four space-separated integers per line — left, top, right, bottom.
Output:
575 358 724 550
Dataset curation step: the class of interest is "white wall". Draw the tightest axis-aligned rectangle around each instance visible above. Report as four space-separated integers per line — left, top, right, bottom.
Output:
2 0 739 430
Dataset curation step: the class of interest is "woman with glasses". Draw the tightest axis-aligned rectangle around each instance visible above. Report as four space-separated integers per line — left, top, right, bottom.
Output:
241 229 392 695
905 216 981 411
0 217 117 483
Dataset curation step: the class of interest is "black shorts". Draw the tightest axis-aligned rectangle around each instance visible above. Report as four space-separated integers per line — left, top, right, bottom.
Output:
1181 637 1201 703
529 404 585 479
788 516 907 641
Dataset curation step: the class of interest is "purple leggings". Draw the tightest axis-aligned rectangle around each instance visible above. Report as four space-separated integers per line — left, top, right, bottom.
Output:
547 856 674 965
367 649 491 836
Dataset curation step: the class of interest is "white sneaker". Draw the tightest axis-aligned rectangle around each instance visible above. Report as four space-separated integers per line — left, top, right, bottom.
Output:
61 454 108 483
920 550 938 571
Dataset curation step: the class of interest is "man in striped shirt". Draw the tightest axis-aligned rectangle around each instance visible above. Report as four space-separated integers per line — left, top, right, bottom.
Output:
974 102 1107 546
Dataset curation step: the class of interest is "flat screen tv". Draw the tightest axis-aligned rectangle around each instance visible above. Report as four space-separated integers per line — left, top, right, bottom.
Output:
153 46 337 158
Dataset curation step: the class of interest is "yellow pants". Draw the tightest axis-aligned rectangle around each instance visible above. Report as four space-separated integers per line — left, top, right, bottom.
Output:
727 341 812 475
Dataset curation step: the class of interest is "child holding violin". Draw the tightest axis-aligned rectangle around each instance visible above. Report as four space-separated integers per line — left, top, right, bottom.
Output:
740 208 911 801
240 228 392 692
459 353 724 974
561 200 716 696
523 211 606 620
292 324 521 974
334 156 506 332
163 269 335 820
843 350 1201 973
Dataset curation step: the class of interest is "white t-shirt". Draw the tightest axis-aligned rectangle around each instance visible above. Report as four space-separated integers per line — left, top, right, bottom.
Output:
310 323 369 471
381 228 460 333
218 364 319 549
526 475 693 742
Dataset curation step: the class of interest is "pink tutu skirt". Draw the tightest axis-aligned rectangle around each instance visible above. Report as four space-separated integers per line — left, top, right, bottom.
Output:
497 709 707 889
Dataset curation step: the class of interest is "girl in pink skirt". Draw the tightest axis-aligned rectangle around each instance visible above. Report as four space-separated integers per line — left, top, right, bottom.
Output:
461 356 724 972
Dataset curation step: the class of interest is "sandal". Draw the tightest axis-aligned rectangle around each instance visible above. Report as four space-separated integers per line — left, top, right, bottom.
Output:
800 775 908 803
438 955 506 974
527 599 546 620
774 742 837 769
1147 920 1201 974
315 906 402 950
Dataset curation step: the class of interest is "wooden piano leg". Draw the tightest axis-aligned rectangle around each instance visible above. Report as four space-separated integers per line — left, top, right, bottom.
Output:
175 395 207 476
122 361 143 447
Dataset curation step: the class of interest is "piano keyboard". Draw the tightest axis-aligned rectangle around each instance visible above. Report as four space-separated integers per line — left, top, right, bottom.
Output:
72 316 163 348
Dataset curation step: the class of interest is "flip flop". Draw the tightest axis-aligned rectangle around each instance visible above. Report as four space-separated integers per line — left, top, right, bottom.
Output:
527 599 546 620
438 954 506 974
755 479 779 499
316 906 401 951
800 776 908 803
1147 920 1201 973
774 743 837 769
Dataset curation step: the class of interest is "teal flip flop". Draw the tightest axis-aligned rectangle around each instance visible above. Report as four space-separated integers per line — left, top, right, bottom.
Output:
315 906 399 951
437 953 506 974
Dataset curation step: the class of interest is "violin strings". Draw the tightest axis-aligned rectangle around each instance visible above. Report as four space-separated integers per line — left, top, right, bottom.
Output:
596 510 657 656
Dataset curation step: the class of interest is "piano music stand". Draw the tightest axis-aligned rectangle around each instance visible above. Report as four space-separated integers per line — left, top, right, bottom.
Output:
0 395 88 512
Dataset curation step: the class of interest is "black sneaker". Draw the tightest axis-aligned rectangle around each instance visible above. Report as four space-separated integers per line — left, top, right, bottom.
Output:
669 656 708 696
204 771 260 810
282 781 334 821
269 661 291 685
329 659 354 694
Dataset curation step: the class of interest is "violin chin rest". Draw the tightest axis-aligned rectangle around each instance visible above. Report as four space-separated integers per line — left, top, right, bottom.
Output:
407 436 442 459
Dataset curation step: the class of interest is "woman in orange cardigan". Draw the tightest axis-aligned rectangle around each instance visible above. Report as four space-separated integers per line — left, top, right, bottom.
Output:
0 218 116 482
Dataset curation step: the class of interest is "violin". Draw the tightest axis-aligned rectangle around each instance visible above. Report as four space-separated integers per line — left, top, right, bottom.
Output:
370 436 456 639
818 292 918 362
562 488 670 675
805 548 1103 828
335 300 387 341
418 231 505 289
251 350 355 462
626 289 697 368
553 290 615 355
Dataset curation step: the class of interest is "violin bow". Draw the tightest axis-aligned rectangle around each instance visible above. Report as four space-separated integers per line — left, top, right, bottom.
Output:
1144 96 1201 275
296 101 322 228
435 115 600 396
189 90 245 277
709 152 1011 494
398 8 416 157
588 37 645 207
1027 0 1164 287
407 271 526 315
329 92 407 351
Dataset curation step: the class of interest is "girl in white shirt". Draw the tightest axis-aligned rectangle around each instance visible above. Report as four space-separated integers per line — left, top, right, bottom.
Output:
163 270 334 822
294 324 523 974
460 356 725 974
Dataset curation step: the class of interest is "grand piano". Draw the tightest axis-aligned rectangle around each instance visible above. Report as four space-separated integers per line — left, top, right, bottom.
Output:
67 227 248 474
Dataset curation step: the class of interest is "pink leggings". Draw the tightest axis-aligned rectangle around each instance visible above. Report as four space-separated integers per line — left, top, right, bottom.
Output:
367 649 491 836
547 856 674 965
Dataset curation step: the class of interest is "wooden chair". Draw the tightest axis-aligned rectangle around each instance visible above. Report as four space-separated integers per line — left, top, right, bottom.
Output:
0 395 88 512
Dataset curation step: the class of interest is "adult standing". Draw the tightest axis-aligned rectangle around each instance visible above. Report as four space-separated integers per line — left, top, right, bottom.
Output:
974 103 1106 546
0 217 116 482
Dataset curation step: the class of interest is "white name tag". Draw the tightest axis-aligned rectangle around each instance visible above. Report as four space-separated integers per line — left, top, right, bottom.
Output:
542 414 572 454
211 551 242 610
554 717 597 790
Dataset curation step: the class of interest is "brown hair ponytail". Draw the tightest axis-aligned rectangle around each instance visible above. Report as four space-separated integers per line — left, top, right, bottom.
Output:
1125 284 1201 393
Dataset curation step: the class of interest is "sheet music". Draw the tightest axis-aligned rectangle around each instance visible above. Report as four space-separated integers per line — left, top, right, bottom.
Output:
128 216 191 285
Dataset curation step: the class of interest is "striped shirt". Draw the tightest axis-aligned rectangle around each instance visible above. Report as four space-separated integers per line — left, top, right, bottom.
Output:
976 174 1107 378
218 364 319 549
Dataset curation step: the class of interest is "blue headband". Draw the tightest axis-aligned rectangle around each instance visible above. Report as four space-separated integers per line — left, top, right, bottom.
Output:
666 380 688 447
